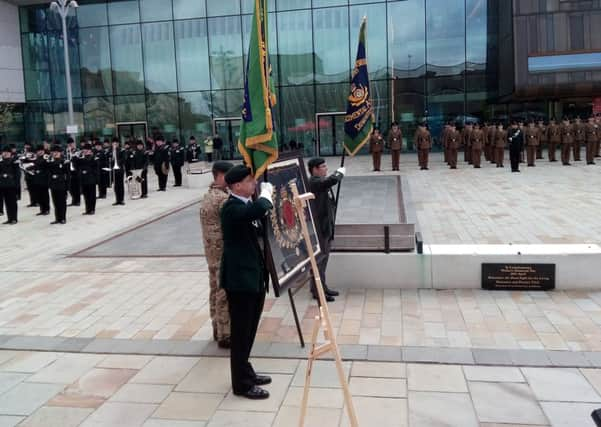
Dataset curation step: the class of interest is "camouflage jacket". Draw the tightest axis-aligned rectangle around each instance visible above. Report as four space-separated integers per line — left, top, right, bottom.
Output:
200 184 229 265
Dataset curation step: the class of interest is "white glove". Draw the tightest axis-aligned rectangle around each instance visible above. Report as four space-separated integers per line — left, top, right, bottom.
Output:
259 182 274 204
336 167 346 176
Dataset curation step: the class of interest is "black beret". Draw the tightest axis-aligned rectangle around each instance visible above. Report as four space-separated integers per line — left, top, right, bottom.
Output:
8 144 16 149
112 137 119 143
1 145 10 153
189 136 196 140
135 139 144 145
67 137 74 144
225 164 252 185
307 158 325 171
81 142 92 150
94 140 102 145
51 145 63 152
212 161 234 175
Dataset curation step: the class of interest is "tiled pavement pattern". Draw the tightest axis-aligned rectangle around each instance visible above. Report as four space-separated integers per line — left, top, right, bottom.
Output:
0 351 597 426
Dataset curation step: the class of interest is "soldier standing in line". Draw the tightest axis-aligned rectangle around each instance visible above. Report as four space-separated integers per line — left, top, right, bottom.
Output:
481 122 490 162
200 161 234 349
518 120 526 163
573 116 585 161
462 122 473 164
31 144 50 216
66 138 81 206
560 117 573 166
46 144 69 224
387 122 403 171
447 123 461 169
470 122 484 168
151 135 170 191
74 143 98 215
486 121 496 164
20 142 37 208
525 119 539 167
548 118 560 162
220 165 274 400
94 139 109 199
111 138 126 206
494 122 507 167
369 128 384 171
170 139 185 187
441 122 450 165
508 120 523 172
186 136 201 163
536 119 547 160
0 145 19 225
415 122 432 170
585 116 598 165
595 115 601 157
127 140 149 199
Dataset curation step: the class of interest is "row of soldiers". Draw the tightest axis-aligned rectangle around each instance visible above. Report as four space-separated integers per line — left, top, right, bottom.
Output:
0 134 204 225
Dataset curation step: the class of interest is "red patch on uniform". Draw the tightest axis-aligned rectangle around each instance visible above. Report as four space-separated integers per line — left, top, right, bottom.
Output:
282 200 296 228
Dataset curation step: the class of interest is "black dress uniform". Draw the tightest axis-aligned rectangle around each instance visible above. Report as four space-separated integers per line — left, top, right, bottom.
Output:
20 148 37 207
46 148 70 224
111 145 126 205
0 148 20 224
31 151 50 215
508 125 524 173
94 144 109 198
186 142 201 163
126 145 149 198
75 148 99 214
151 141 170 191
170 143 185 187
66 144 81 206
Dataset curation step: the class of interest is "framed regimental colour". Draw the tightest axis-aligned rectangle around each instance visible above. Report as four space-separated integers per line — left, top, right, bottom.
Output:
259 155 321 296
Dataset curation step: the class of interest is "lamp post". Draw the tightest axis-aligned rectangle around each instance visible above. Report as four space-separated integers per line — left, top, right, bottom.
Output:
49 0 78 136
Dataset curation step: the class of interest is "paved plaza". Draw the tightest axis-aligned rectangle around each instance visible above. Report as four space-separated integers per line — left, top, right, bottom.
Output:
1 153 601 425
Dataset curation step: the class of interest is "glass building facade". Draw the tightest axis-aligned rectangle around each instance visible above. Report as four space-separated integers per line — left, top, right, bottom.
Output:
17 0 500 155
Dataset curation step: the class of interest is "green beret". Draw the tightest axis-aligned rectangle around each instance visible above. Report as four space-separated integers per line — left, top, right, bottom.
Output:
225 164 252 185
307 157 325 171
212 161 234 175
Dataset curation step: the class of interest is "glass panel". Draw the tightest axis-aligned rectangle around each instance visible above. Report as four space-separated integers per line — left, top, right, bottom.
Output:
315 82 346 113
140 0 173 22
279 85 315 155
389 0 425 79
276 0 310 11
20 6 48 33
83 97 115 138
174 19 211 91
115 94 146 122
313 0 347 7
350 3 387 80
53 98 84 138
147 93 180 140
24 101 53 143
242 12 278 84
108 0 140 25
208 16 244 90
79 27 113 97
47 30 82 99
76 1 108 27
110 24 145 95
211 89 244 117
21 33 52 100
178 91 212 142
313 7 349 83
47 6 77 33
277 10 313 85
142 21 177 93
173 0 206 19
207 0 240 17
241 0 275 14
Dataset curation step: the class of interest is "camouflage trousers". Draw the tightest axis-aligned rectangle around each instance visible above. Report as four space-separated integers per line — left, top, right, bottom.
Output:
209 265 230 341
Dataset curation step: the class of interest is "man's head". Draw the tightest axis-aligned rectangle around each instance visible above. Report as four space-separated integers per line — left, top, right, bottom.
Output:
155 135 164 146
50 145 62 159
94 140 102 150
136 139 144 150
35 144 45 154
391 122 399 132
225 165 256 198
112 137 120 149
308 158 327 177
373 128 380 136
1 146 11 159
189 136 196 144
171 139 179 147
212 161 234 188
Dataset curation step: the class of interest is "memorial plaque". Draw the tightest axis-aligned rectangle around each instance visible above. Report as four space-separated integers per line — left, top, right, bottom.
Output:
482 263 555 291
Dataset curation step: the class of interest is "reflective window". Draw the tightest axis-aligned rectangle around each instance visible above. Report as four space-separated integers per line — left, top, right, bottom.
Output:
76 2 108 27
20 6 47 33
466 0 487 67
84 97 115 137
279 85 314 152
389 0 425 79
276 0 310 10
147 93 180 140
48 31 82 99
350 3 387 80
178 91 212 141
108 0 140 25
277 10 313 85
22 33 52 100
173 0 206 19
140 0 173 22
142 22 177 93
207 0 240 17
110 24 145 95
312 0 346 7
313 7 349 83
79 27 113 97
115 94 146 122
208 16 244 90
211 89 244 117
53 98 84 137
175 19 211 91
24 101 53 143
241 0 275 14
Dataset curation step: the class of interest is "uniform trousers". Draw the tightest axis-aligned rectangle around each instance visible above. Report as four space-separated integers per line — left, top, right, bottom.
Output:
98 172 109 198
472 148 482 168
510 144 521 171
391 150 401 171
448 148 458 168
172 166 182 186
0 188 17 221
527 146 537 166
596 141 601 157
549 142 558 161
483 145 491 162
113 170 125 203
495 147 505 167
50 189 67 222
311 236 331 296
464 147 472 163
371 152 381 171
418 149 429 169
574 142 583 161
69 174 80 205
154 166 168 190
226 289 265 394
561 144 572 165
34 185 50 213
141 170 148 197
25 176 36 205
82 184 96 213
537 143 545 159
586 142 597 164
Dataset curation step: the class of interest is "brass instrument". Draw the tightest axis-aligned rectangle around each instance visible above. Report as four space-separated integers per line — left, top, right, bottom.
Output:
112 146 120 170
127 169 143 200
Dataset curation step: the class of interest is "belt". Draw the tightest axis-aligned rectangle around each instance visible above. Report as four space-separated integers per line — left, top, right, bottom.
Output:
2 174 7 178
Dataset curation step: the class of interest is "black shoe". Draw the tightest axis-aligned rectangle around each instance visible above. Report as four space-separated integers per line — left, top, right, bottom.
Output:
234 386 270 400
68 203 80 206
60 220 66 224
217 338 231 349
324 287 339 297
141 195 148 198
254 375 272 386
2 220 17 225
35 212 44 216
112 202 125 206
312 293 334 303
26 204 38 208
50 221 59 225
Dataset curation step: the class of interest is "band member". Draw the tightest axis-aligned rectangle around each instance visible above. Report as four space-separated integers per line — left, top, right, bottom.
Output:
0 145 19 224
518 120 526 163
447 123 461 169
111 138 126 206
74 143 98 215
170 139 185 187
525 120 539 167
66 138 81 206
596 115 601 157
481 122 490 162
126 139 149 198
220 165 274 400
308 158 345 302
369 128 384 171
20 142 37 207
200 161 234 348
151 135 169 191
508 120 523 172
186 136 201 163
537 119 547 160
415 121 432 170
470 122 484 168
573 116 585 161
94 139 109 198
560 117 573 165
32 145 50 216
548 118 560 162
586 116 598 165
462 122 473 164
494 123 507 167
387 122 402 171
46 145 69 224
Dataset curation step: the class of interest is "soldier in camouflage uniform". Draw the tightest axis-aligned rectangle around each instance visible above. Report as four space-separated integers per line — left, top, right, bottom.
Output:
200 161 234 348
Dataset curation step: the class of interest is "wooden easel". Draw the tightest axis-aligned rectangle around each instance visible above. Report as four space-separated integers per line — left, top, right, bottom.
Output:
289 182 359 427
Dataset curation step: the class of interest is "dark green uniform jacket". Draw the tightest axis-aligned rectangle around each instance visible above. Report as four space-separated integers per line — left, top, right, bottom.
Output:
309 173 342 242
